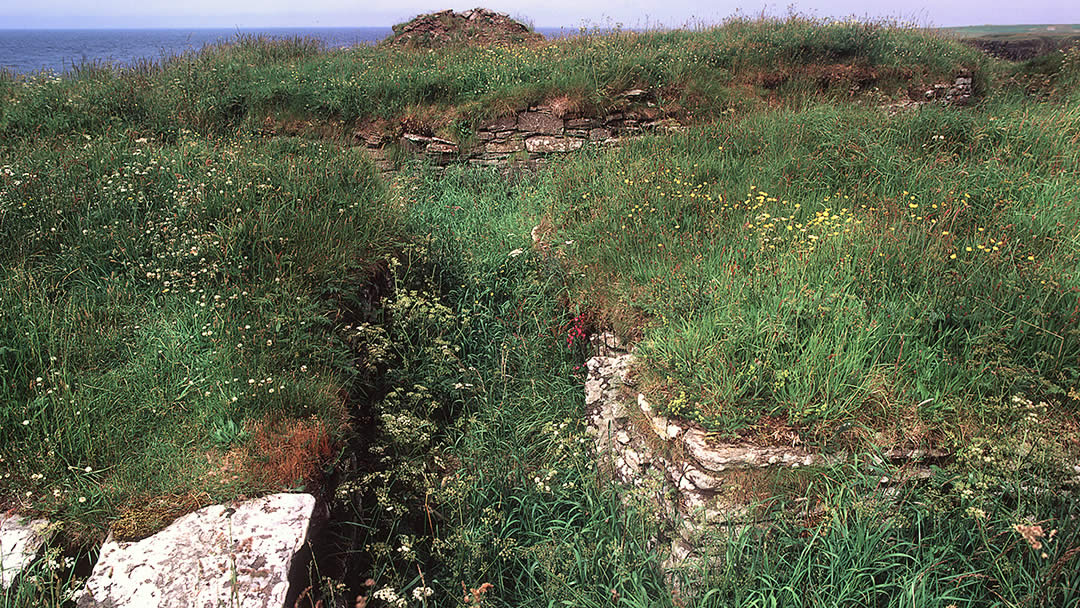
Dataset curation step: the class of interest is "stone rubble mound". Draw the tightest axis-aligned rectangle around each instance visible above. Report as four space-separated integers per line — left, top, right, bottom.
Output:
384 8 544 48
923 74 974 106
878 74 975 116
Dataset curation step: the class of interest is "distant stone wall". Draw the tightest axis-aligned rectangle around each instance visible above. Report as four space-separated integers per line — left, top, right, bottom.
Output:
356 94 684 171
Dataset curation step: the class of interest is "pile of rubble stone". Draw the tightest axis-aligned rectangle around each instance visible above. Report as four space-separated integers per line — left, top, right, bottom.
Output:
384 8 544 48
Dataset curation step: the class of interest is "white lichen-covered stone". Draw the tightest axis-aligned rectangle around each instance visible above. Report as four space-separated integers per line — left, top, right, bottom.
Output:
585 380 605 406
682 428 820 472
637 393 653 415
525 135 582 153
1 514 52 590
78 493 316 608
637 394 678 440
677 475 697 492
682 466 722 491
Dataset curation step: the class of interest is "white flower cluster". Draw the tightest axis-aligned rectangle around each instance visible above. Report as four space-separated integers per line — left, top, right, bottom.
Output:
397 535 416 561
373 586 408 608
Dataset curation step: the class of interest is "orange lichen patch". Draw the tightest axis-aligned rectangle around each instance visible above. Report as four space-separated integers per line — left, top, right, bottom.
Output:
202 415 338 496
243 416 336 491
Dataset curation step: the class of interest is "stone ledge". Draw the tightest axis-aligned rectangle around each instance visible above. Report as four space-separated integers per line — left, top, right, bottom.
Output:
583 335 949 592
78 493 316 608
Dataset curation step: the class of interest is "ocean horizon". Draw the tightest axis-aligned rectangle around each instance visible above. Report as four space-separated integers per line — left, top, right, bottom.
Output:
0 26 576 75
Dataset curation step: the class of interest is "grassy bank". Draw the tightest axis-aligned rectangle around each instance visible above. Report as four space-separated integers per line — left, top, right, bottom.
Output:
3 15 1080 608
539 99 1080 444
1 16 985 140
0 133 395 537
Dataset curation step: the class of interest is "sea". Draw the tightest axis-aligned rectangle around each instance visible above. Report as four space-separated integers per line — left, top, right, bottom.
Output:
0 27 574 75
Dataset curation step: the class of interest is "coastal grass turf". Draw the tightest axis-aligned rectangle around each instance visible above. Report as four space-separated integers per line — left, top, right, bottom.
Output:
2 18 1080 608
342 162 1080 608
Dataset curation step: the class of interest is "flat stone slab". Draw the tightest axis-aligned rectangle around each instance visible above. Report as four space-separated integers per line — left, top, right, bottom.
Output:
79 493 315 608
1 513 52 590
525 135 583 153
518 112 563 135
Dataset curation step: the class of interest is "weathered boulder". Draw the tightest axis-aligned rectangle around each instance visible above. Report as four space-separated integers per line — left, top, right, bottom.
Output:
1 514 52 590
78 493 316 608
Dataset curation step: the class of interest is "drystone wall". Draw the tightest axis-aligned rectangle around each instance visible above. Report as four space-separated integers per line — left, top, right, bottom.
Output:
356 93 683 172
583 333 951 589
584 334 829 582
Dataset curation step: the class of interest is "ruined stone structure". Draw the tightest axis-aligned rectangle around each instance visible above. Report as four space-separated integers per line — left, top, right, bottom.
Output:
357 95 683 172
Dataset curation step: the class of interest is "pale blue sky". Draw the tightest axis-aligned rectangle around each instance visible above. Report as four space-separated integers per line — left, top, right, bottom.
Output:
1 0 1078 29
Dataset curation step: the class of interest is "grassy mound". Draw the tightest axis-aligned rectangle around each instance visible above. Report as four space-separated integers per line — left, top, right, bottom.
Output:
1 16 985 140
0 134 395 534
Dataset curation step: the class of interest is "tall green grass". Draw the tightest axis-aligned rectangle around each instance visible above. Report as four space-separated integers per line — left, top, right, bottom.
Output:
534 97 1079 441
342 163 1079 608
0 133 396 532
